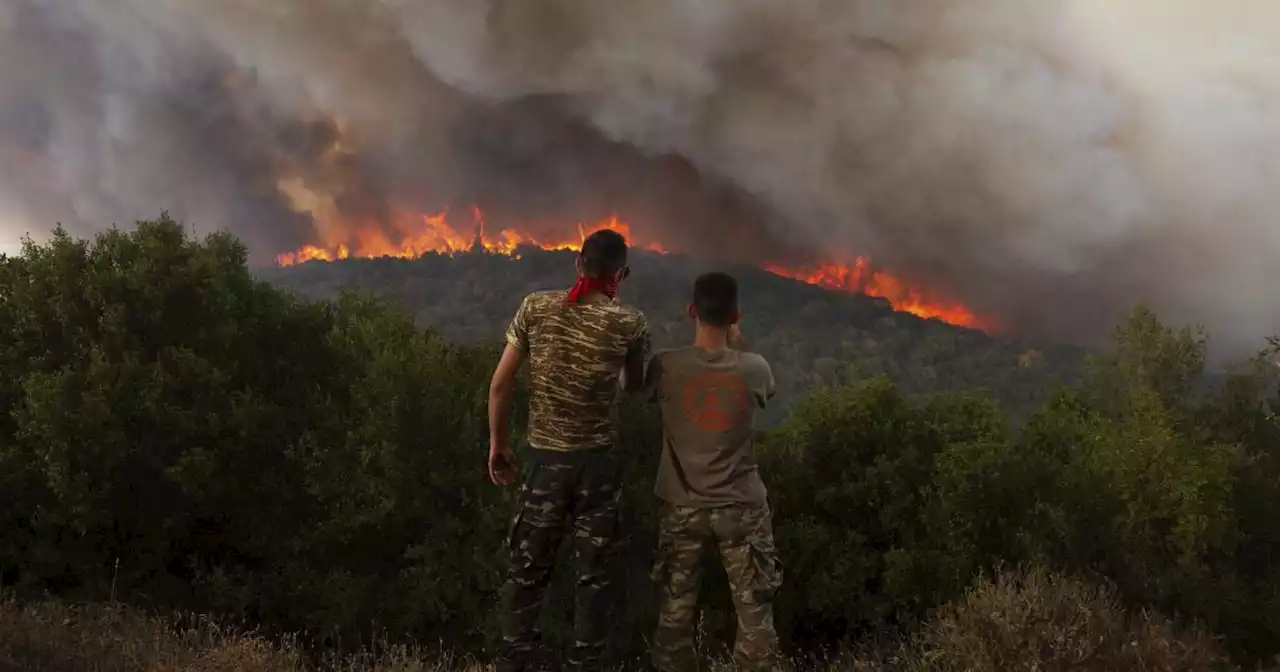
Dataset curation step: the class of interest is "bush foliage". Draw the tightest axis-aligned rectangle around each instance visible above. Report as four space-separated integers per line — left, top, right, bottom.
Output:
907 567 1229 672
2 217 1279 667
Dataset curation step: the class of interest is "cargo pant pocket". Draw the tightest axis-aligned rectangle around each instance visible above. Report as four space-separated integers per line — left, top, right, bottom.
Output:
506 508 526 551
747 537 783 604
505 463 541 551
650 527 671 588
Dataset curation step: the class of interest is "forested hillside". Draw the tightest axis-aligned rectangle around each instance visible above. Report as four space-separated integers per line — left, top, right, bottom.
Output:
260 249 1086 425
4 217 1280 670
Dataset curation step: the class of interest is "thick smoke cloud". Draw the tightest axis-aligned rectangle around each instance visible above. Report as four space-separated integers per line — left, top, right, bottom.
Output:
2 0 1279 357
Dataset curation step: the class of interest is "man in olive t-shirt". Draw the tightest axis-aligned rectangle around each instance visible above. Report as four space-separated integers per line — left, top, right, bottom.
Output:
644 272 782 672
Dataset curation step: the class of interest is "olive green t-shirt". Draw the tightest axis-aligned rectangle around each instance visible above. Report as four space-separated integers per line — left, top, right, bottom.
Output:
505 290 649 451
646 346 776 506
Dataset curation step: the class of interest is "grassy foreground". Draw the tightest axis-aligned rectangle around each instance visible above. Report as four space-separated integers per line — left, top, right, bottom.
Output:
0 568 1232 672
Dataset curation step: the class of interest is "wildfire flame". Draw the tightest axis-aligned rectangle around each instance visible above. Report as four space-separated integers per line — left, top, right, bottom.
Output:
276 207 988 330
762 261 986 329
275 206 665 266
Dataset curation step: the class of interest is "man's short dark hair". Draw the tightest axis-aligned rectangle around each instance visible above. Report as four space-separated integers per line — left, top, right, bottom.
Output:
693 272 739 327
579 229 628 278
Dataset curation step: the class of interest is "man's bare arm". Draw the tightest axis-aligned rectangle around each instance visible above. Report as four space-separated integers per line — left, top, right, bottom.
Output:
621 321 651 393
622 345 646 393
488 343 524 484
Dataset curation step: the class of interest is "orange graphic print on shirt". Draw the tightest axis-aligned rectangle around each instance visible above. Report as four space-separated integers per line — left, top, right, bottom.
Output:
680 370 749 432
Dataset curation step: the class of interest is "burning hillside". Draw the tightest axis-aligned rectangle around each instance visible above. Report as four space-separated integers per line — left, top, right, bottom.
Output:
275 207 989 330
10 2 1280 355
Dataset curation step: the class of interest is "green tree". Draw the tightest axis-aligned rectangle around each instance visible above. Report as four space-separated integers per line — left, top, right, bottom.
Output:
0 216 514 651
758 377 1016 648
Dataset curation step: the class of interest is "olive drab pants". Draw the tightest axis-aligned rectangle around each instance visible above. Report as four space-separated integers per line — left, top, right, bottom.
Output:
651 502 783 672
497 447 622 672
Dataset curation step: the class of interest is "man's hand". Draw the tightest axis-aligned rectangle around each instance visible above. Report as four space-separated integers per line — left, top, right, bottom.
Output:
488 443 519 486
488 343 524 486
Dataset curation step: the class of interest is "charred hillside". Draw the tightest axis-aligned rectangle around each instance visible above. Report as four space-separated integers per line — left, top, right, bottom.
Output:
260 248 1086 425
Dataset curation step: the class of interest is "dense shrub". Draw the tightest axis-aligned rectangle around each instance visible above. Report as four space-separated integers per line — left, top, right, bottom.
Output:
3 219 1280 666
757 378 1000 647
0 219 513 653
907 568 1230 672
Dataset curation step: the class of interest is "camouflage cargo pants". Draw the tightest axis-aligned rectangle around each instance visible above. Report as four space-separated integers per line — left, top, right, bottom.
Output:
496 447 622 672
651 501 783 672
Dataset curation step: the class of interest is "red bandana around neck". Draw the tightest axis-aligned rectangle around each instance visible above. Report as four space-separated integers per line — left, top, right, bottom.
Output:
566 275 619 304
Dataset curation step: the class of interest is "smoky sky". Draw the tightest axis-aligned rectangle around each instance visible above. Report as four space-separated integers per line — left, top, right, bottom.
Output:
2 0 1279 358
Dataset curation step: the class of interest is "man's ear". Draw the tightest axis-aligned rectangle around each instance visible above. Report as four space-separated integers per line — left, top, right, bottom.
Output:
687 302 698 321
575 255 584 276
730 307 741 325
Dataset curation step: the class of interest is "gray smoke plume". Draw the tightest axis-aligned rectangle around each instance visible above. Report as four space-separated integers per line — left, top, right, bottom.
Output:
2 0 1279 357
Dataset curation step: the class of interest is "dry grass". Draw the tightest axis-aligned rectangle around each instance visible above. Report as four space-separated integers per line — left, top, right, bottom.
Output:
0 597 880 672
909 567 1235 672
0 597 869 672
0 569 1245 671
0 598 299 671
0 598 486 672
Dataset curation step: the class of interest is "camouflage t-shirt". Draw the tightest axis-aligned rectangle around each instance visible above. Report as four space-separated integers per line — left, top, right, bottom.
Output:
505 290 650 451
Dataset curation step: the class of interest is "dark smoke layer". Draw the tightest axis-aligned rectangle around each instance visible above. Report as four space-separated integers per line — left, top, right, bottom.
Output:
2 0 1278 357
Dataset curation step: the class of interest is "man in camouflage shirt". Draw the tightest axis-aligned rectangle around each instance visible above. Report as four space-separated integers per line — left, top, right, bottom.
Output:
487 229 650 672
644 272 782 672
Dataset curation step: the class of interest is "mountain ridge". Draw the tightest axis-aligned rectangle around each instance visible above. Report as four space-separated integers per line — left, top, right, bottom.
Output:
259 248 1088 425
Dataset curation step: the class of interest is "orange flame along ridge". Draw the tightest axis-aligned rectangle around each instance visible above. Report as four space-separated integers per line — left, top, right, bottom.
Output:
761 261 987 330
275 207 988 330
274 207 664 266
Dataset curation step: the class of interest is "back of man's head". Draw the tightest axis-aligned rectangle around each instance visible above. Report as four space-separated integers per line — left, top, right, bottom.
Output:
692 272 739 327
579 230 628 279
